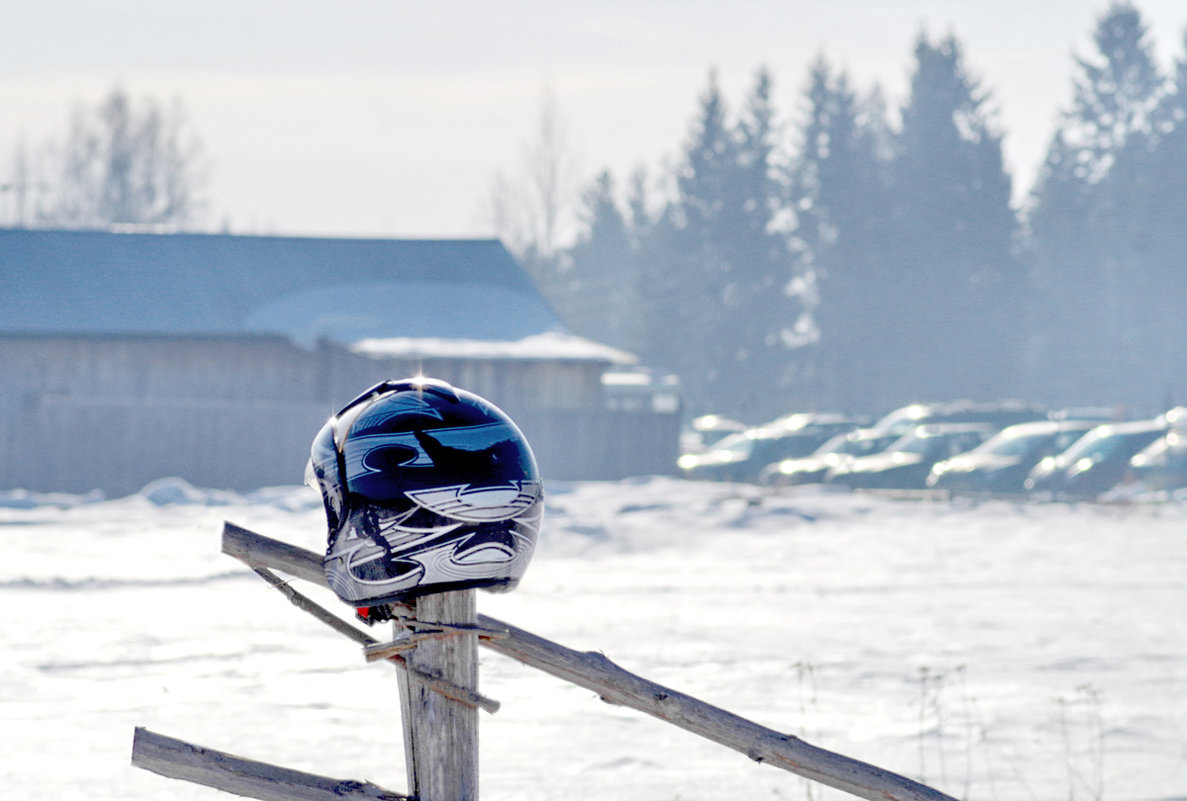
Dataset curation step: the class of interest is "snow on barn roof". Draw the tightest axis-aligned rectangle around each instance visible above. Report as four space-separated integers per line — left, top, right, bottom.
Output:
352 332 635 363
0 228 630 362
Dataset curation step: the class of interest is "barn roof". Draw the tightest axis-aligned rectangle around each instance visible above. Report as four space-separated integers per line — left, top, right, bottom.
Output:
0 228 632 362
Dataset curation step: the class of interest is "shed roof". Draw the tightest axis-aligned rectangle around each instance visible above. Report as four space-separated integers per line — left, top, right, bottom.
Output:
0 228 631 362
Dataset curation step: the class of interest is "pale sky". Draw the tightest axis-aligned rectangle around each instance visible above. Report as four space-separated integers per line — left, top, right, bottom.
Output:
3 1 1185 240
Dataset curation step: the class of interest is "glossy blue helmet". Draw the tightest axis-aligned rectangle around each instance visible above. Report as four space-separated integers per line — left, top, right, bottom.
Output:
306 378 542 609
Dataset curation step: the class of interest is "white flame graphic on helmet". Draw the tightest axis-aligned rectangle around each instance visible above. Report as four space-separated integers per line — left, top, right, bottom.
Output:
324 480 542 601
406 481 541 521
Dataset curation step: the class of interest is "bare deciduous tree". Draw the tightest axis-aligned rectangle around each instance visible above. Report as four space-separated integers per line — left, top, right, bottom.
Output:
483 84 579 275
2 137 35 227
37 85 209 229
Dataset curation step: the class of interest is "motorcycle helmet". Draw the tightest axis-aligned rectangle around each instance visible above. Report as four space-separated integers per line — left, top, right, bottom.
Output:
306 377 542 611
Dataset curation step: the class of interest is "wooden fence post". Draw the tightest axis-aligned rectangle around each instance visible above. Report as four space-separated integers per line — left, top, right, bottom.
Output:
220 522 961 801
397 590 479 801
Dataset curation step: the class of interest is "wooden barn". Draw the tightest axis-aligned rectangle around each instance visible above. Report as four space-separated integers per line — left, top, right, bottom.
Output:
0 229 681 495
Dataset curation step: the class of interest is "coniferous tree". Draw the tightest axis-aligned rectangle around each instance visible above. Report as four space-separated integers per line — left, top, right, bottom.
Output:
1074 1 1164 383
624 166 655 250
677 70 737 237
1066 2 1164 182
641 69 802 420
560 170 645 353
735 69 782 239
788 56 894 414
888 31 1020 404
1027 2 1167 405
640 71 739 417
1026 128 1096 390
1146 27 1187 285
1123 23 1187 405
729 68 804 417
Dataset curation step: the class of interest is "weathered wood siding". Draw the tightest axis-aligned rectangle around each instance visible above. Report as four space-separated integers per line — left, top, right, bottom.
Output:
0 335 679 494
326 352 603 413
0 336 332 494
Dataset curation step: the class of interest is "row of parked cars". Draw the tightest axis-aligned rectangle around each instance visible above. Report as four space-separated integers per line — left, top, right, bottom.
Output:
677 401 1187 500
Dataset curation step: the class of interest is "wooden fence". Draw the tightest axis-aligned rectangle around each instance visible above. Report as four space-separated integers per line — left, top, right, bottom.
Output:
130 522 957 801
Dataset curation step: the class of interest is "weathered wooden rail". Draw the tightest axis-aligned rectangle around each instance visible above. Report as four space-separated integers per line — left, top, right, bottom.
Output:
131 727 408 801
131 521 959 801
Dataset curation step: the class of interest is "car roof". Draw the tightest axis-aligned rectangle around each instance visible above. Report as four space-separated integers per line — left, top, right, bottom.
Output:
995 418 1099 437
1090 418 1169 437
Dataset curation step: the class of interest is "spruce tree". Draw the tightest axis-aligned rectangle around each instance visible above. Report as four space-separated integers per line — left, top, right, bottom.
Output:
730 68 804 418
637 71 734 417
1126 24 1187 406
888 31 1020 404
788 56 895 414
1067 2 1163 182
561 170 645 353
1027 2 1167 406
1147 28 1187 287
643 69 802 421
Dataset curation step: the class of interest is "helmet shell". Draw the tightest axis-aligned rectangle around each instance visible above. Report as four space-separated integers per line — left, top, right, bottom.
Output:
307 378 542 607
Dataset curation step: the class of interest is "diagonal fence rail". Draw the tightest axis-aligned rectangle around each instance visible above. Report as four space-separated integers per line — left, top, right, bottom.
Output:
208 521 958 801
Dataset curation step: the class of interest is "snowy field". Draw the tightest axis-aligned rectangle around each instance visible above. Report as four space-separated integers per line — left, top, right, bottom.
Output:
2 476 1185 801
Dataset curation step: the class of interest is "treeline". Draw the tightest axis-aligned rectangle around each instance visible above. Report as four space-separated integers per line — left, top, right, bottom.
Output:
516 2 1187 422
5 87 209 230
9 5 1184 424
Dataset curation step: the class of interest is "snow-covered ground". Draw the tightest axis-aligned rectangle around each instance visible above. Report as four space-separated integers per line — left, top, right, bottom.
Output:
3 477 1185 801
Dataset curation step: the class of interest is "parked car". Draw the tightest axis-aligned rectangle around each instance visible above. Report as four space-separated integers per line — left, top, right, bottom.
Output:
1048 406 1126 423
926 419 1101 495
680 414 747 454
1158 406 1187 427
678 413 857 483
760 427 900 486
1024 418 1169 500
825 423 996 491
1121 430 1187 493
869 399 1048 439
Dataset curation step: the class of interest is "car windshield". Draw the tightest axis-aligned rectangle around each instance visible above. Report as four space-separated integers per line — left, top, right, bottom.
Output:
1058 426 1148 462
709 431 755 459
853 434 898 456
1132 432 1187 469
976 430 1051 457
888 431 935 456
811 433 851 456
1133 437 1171 468
873 405 930 438
760 433 830 461
1052 428 1093 453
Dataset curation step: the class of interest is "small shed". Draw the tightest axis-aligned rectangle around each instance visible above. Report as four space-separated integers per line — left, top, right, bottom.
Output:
0 229 680 494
